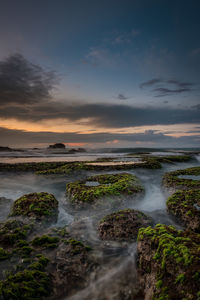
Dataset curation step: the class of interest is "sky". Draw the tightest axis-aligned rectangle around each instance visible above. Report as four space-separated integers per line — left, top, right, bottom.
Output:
0 0 200 148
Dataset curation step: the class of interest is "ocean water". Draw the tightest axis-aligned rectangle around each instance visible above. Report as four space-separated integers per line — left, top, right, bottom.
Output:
0 149 199 299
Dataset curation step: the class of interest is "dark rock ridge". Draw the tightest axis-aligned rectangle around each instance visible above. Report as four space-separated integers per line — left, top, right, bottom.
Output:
0 158 161 174
98 209 152 241
0 146 13 152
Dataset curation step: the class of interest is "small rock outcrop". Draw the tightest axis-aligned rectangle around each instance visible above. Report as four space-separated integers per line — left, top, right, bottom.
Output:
167 189 200 232
163 166 200 190
98 209 152 241
10 192 58 223
48 143 65 149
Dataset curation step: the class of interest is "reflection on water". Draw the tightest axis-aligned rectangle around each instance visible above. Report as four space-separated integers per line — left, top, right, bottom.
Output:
178 175 200 180
85 181 100 187
86 161 145 166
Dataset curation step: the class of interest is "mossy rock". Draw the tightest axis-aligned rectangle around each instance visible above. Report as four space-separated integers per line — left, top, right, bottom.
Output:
163 166 200 190
0 219 31 247
0 247 10 261
98 209 152 241
36 162 86 175
37 158 162 175
0 255 51 299
31 235 60 249
66 173 144 206
145 155 192 164
0 224 96 299
0 161 67 172
10 192 58 222
167 189 200 232
137 224 200 300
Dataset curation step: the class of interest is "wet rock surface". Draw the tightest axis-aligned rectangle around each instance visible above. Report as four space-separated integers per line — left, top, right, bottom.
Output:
98 209 152 241
66 173 144 207
163 166 200 190
0 155 199 300
137 224 200 300
0 221 97 299
167 189 200 232
10 192 58 223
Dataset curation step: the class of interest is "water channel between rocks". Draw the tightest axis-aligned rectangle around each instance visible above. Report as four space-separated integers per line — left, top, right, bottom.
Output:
0 158 199 299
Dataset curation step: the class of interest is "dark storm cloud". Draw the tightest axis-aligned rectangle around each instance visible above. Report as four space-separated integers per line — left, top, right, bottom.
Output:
139 78 162 89
153 87 192 97
116 93 129 100
140 78 195 97
0 55 199 129
166 80 194 88
0 53 57 105
0 127 199 147
0 102 199 128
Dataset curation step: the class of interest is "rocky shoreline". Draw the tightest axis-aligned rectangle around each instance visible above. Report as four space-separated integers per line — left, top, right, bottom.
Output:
0 154 199 299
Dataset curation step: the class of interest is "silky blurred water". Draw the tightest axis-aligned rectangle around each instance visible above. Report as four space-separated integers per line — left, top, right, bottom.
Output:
0 154 199 299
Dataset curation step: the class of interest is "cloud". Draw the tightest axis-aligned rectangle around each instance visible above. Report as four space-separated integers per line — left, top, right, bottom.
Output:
111 29 140 45
140 78 162 89
153 87 192 97
116 93 129 100
0 127 199 147
0 53 57 105
0 54 199 130
0 102 200 128
86 48 114 67
166 80 194 88
140 77 195 97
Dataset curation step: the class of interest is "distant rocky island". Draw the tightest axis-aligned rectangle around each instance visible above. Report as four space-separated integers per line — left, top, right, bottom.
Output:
47 143 86 153
0 146 25 152
47 143 66 149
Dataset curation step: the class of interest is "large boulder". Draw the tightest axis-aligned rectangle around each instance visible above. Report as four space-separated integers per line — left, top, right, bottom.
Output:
137 224 200 300
10 192 58 223
98 209 152 241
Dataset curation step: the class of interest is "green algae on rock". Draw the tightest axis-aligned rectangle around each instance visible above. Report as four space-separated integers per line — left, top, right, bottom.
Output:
67 173 144 206
137 224 200 300
167 189 200 232
36 158 162 175
0 223 97 300
0 219 31 247
163 166 200 190
36 162 86 175
147 154 192 163
0 247 10 261
31 235 59 249
0 255 51 299
10 192 58 222
0 161 67 172
98 209 152 241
